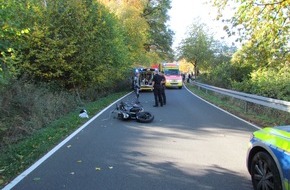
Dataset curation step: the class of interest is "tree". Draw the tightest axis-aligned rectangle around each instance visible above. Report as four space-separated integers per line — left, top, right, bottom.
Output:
99 0 174 63
210 40 236 66
178 59 194 74
0 0 39 79
208 0 290 99
3 0 131 92
98 0 152 65
142 0 174 61
177 22 214 78
210 0 290 68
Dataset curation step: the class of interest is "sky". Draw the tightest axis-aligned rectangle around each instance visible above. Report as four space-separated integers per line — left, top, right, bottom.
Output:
168 0 231 49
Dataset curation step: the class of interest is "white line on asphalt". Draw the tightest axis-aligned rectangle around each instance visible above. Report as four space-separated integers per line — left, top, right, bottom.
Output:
3 93 132 190
184 85 261 130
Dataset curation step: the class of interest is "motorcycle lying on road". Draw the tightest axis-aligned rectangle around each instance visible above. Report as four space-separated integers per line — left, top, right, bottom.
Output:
112 101 154 123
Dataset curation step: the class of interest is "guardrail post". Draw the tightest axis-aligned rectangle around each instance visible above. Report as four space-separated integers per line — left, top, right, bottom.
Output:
244 101 248 113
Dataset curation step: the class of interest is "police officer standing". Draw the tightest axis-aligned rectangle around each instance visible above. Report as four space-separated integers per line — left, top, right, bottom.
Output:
134 73 140 96
152 70 163 107
160 71 166 105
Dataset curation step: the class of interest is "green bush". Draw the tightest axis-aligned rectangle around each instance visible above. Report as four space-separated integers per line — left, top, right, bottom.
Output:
198 60 289 101
0 79 78 146
232 64 290 101
199 62 252 89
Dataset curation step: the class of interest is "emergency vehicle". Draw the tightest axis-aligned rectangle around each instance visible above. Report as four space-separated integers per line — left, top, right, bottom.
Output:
133 68 156 91
247 125 290 190
159 62 182 89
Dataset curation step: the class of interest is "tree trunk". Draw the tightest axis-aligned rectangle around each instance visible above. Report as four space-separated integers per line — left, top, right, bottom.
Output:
194 62 197 79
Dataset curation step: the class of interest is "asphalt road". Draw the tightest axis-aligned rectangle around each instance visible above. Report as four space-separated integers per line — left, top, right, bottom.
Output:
6 86 258 190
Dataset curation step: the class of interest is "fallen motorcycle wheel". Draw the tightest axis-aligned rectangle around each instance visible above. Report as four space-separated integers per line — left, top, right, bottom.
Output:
136 112 154 123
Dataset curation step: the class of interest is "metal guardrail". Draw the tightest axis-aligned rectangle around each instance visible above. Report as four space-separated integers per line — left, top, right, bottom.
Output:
192 81 290 113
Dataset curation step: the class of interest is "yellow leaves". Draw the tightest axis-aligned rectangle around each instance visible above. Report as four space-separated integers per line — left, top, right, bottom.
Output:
33 177 41 181
99 0 149 53
95 166 114 171
99 0 145 13
15 28 30 36
21 28 30 34
179 59 194 73
72 156 114 173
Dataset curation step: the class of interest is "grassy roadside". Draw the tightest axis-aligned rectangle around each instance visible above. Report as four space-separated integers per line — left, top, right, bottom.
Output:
185 83 290 128
0 91 129 188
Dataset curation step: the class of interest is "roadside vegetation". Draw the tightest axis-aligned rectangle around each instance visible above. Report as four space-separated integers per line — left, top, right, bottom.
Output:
177 0 289 128
0 0 174 148
0 91 128 187
177 1 289 101
0 0 289 187
1 0 173 187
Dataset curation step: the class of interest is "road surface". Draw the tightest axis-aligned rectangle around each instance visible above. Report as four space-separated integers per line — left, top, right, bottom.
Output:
5 86 258 190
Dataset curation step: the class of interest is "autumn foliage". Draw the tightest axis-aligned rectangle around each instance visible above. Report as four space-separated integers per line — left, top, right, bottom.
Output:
0 0 173 145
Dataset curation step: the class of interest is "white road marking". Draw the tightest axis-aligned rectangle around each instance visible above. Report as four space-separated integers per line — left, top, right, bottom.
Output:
3 93 132 190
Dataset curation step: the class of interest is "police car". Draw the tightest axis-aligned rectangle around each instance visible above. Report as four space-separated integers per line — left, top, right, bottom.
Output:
247 125 290 190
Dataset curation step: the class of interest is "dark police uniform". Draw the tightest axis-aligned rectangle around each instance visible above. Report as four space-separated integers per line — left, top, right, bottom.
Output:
160 72 166 105
152 72 163 107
